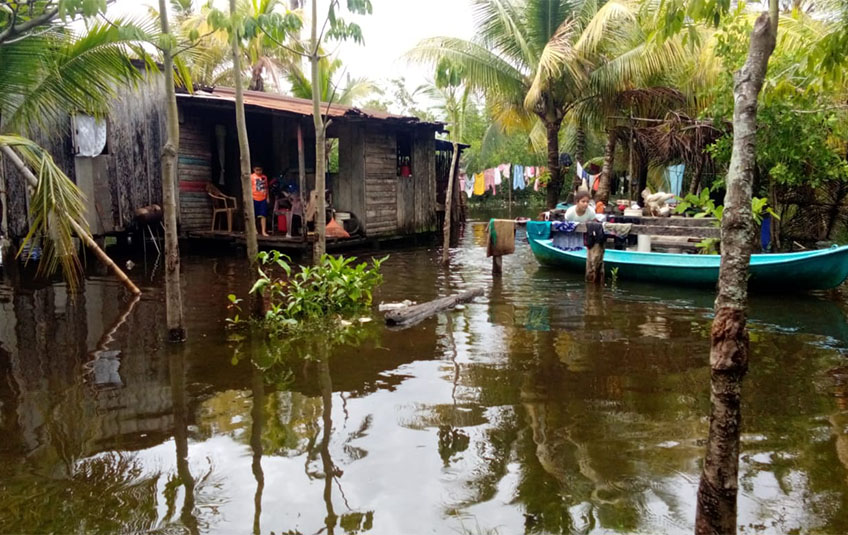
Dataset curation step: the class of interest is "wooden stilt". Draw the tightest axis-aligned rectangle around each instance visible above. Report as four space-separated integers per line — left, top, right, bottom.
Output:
585 242 605 285
492 255 503 276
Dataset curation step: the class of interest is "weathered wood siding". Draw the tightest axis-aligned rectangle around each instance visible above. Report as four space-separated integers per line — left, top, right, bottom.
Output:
2 74 166 240
107 75 166 230
364 128 398 236
177 109 213 232
396 127 437 234
336 123 366 222
2 116 76 240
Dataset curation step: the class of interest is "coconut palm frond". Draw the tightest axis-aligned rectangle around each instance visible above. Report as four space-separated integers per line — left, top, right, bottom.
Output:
524 17 584 112
489 97 535 135
406 37 527 100
471 0 536 70
2 22 147 131
574 0 639 55
0 135 88 289
337 76 378 107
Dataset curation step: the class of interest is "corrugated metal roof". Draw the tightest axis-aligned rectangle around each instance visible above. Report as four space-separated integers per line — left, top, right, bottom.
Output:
177 87 444 129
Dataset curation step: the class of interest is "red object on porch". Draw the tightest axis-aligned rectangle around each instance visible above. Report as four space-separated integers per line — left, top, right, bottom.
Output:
276 214 287 233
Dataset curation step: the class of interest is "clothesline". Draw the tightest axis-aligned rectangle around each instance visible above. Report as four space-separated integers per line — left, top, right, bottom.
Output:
460 163 547 197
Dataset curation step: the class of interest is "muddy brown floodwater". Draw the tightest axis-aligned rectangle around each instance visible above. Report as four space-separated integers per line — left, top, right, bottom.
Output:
1 213 848 534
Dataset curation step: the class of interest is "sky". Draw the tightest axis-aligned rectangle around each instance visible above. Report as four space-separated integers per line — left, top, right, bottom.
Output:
108 0 477 108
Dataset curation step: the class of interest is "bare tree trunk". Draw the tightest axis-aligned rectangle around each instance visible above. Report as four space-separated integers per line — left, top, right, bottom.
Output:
159 0 185 342
441 142 459 264
597 129 617 203
695 10 776 535
311 0 326 259
0 144 140 295
230 0 261 316
826 181 847 240
689 154 704 195
544 118 563 209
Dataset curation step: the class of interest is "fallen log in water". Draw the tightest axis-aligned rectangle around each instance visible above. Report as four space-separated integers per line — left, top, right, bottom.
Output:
384 288 484 328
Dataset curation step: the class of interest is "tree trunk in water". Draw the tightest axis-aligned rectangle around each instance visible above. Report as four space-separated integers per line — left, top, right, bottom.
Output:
695 11 776 535
545 119 563 209
158 0 185 342
230 0 261 316
597 129 617 203
441 142 459 264
311 0 326 259
0 144 140 295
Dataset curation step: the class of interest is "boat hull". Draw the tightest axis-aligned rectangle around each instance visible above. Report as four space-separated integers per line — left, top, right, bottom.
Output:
526 222 848 290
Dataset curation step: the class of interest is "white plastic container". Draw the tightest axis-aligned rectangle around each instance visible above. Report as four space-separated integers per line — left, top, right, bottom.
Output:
623 208 642 217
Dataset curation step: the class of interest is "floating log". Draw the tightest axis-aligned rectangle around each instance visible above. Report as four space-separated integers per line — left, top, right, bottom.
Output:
384 288 484 328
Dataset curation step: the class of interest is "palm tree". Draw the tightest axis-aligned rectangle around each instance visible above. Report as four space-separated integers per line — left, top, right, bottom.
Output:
286 57 377 104
0 18 147 290
409 0 685 208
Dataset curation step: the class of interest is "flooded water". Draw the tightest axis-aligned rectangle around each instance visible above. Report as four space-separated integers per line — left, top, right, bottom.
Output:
2 213 848 534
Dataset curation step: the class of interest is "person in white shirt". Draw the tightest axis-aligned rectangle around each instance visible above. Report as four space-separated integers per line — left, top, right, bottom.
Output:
565 191 596 222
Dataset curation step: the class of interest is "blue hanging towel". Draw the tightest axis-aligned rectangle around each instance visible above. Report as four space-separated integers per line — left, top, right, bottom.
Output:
526 220 551 240
512 164 525 190
664 163 685 196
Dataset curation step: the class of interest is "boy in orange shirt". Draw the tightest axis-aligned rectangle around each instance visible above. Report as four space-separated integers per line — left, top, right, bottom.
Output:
251 165 269 236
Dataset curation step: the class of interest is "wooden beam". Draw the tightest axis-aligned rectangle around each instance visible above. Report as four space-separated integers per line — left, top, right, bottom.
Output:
384 288 484 328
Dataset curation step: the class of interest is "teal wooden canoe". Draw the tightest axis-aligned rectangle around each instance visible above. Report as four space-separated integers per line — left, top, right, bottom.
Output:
526 221 848 290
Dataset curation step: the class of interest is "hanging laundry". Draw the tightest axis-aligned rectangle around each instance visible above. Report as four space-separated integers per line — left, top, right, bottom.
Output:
528 166 536 178
494 166 502 186
473 172 486 196
512 164 524 190
498 163 511 179
664 163 686 196
534 178 541 191
484 168 497 195
591 173 601 191
459 174 467 196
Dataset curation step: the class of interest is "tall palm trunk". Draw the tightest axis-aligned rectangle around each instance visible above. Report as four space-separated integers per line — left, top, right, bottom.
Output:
695 10 776 535
544 118 563 209
310 0 326 259
158 0 185 342
565 124 587 202
230 0 261 315
597 129 617 203
689 154 704 195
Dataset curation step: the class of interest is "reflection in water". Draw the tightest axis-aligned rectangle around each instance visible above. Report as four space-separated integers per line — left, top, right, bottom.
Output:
169 345 199 534
250 358 265 535
0 223 847 533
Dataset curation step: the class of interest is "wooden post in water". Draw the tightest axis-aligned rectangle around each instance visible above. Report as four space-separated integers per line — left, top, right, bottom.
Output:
585 229 605 285
492 255 503 276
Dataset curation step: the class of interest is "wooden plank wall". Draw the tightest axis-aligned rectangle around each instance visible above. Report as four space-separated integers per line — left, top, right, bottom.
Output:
177 109 213 232
2 118 76 240
364 127 398 236
336 123 366 221
107 75 166 230
412 128 437 233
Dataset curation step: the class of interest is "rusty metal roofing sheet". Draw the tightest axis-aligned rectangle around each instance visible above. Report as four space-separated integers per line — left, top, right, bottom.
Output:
177 87 444 129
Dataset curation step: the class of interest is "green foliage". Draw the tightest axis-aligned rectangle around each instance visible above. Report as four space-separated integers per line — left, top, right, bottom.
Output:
234 250 386 335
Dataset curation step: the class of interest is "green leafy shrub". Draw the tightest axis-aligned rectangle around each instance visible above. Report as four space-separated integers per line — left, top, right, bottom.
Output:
231 250 386 334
